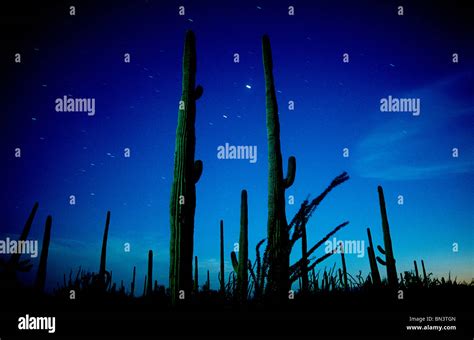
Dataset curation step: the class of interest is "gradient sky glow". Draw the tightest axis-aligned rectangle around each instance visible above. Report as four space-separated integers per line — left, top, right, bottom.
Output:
1 0 473 292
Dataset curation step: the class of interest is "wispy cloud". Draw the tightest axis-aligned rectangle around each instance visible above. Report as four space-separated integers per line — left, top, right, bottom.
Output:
354 73 474 180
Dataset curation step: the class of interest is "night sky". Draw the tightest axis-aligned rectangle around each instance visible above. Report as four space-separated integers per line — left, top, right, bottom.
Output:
1 0 473 292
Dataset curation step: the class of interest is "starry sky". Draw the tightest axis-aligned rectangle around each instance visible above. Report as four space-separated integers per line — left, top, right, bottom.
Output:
1 0 473 292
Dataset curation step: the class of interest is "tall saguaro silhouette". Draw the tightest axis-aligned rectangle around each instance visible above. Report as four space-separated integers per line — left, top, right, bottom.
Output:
262 35 297 301
377 186 398 288
169 30 204 305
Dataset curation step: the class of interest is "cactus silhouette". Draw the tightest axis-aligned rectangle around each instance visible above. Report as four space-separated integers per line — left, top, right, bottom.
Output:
169 30 204 305
35 215 52 293
98 211 111 291
421 259 428 285
194 255 198 293
205 269 210 291
366 228 381 286
230 190 249 302
262 34 296 301
414 260 419 282
147 250 153 297
99 212 110 275
377 186 398 288
340 242 348 291
143 275 147 297
0 202 38 280
130 266 136 297
219 220 225 294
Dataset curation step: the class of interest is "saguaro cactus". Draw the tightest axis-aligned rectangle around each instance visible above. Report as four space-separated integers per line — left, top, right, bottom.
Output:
377 186 398 288
147 250 153 296
205 270 210 291
366 228 381 286
421 259 428 285
130 266 136 297
169 30 204 305
413 260 419 282
340 243 348 291
194 255 199 293
262 34 296 300
99 212 110 276
4 202 38 276
35 215 52 293
98 211 111 290
230 190 249 302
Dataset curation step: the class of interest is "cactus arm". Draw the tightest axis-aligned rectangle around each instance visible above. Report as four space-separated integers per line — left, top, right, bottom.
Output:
377 245 386 255
194 160 203 183
284 156 296 188
231 251 239 272
376 256 386 266
194 85 203 100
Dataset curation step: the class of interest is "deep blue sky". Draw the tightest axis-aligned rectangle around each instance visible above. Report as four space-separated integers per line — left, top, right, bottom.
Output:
1 0 473 292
